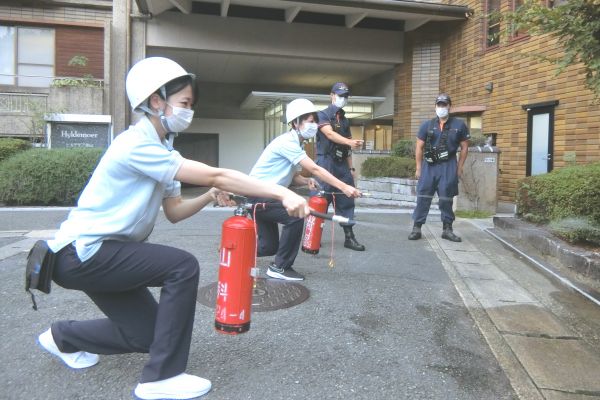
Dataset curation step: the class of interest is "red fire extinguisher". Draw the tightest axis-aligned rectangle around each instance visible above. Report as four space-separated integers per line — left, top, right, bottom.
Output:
215 203 257 335
302 191 328 254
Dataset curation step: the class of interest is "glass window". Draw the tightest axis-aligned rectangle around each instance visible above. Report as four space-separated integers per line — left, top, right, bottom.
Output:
362 124 391 151
486 0 501 47
511 0 528 38
454 114 483 136
18 27 54 87
0 26 16 85
0 25 54 87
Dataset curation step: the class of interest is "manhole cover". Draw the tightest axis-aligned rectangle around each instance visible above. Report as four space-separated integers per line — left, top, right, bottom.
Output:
197 278 309 312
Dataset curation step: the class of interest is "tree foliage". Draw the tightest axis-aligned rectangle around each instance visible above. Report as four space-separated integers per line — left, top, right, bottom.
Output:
504 0 600 98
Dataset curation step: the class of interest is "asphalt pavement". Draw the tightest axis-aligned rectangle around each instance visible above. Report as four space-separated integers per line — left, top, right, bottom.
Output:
1 206 600 400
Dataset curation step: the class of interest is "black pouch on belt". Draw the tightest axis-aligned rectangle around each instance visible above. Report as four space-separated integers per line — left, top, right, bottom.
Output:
25 240 56 310
331 143 350 162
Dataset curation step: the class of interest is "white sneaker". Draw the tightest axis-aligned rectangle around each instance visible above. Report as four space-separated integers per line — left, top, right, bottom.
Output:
38 328 99 369
134 373 212 400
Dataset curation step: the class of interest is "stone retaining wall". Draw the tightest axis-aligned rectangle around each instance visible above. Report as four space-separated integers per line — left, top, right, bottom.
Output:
355 177 438 209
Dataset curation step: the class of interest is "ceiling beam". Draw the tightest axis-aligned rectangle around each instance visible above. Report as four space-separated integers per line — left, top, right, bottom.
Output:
404 18 430 31
285 6 301 23
221 0 230 17
345 12 367 28
168 0 191 14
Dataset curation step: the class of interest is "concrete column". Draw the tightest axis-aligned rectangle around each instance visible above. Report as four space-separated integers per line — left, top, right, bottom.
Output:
111 0 131 136
130 1 147 124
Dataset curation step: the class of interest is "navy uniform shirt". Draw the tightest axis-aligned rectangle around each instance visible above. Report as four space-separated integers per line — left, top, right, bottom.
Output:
417 116 470 154
316 104 351 156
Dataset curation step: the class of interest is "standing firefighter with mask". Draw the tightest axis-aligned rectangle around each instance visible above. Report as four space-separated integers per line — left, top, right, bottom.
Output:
249 98 361 281
36 57 309 400
315 82 366 251
408 93 470 242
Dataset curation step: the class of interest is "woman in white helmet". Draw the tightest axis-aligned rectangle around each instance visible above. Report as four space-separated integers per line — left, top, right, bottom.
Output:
39 57 309 400
248 98 361 281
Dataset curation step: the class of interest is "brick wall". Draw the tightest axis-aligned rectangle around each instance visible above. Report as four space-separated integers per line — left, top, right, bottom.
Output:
401 1 600 204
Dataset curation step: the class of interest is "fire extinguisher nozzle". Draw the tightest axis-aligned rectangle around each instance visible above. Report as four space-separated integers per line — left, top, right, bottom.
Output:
331 215 350 224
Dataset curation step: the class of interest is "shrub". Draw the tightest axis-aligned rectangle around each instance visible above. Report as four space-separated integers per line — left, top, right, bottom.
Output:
0 138 30 163
549 217 600 246
0 148 104 205
361 156 415 178
392 139 416 158
516 162 600 245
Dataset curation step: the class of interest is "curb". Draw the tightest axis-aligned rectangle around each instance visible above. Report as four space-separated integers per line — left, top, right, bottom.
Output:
492 216 600 282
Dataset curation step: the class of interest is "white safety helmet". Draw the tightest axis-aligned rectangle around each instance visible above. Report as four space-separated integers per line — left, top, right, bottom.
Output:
126 57 195 113
285 98 318 124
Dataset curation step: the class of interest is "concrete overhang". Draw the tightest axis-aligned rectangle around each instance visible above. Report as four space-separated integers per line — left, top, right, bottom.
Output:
241 91 385 109
241 91 386 119
136 0 472 30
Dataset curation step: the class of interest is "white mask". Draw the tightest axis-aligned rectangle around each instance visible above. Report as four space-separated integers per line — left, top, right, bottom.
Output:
299 122 318 140
334 95 348 108
161 104 194 133
435 106 449 119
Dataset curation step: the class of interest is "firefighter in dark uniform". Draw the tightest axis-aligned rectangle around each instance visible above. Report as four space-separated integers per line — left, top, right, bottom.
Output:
315 82 366 251
408 93 470 242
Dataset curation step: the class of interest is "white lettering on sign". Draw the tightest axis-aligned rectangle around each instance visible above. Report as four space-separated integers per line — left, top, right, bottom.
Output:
484 157 496 163
217 282 228 302
220 248 231 267
60 130 99 139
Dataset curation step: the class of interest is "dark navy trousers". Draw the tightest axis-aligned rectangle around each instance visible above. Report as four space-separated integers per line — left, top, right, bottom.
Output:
314 155 355 226
412 158 459 225
51 240 199 383
250 198 304 270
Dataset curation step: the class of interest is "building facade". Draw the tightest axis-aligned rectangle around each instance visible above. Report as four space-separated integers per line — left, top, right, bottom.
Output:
394 0 600 206
1 0 598 209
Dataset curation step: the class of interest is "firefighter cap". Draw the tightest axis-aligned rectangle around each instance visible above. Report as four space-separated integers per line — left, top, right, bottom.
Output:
435 93 452 106
331 82 350 96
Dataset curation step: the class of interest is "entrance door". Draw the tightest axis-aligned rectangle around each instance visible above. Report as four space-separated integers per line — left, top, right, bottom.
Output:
527 106 554 176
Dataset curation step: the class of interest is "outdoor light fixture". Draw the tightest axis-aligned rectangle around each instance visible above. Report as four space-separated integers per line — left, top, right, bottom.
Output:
485 82 494 92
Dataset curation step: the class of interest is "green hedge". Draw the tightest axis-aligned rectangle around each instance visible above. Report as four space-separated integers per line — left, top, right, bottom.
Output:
392 139 415 158
0 138 30 163
0 148 104 206
361 156 415 178
516 162 600 245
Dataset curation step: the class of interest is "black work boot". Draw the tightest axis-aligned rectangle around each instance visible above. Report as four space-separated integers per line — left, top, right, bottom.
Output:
408 223 422 240
343 226 366 251
441 222 462 242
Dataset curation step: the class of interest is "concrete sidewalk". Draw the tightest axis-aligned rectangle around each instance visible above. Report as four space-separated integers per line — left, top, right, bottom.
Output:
1 207 600 399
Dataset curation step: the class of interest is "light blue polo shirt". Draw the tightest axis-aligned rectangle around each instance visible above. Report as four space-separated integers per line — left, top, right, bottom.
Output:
249 130 307 187
48 116 184 262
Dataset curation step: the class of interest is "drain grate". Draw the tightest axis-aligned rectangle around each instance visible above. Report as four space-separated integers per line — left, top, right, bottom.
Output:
197 278 309 312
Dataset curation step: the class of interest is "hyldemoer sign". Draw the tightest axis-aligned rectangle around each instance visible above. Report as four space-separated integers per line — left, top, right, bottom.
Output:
45 114 112 149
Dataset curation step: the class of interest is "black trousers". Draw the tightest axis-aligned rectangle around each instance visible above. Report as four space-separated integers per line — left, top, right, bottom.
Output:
250 198 304 270
314 155 356 226
51 241 199 383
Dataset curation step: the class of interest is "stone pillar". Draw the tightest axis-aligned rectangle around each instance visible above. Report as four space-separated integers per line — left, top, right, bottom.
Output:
456 146 501 213
111 0 131 136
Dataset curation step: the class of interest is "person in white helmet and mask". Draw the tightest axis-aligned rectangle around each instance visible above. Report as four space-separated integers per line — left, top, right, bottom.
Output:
37 57 309 400
249 98 361 281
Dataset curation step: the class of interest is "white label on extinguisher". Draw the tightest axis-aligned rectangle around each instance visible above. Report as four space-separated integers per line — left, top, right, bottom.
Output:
239 309 245 320
303 216 315 246
217 281 228 301
218 306 227 321
220 248 231 267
